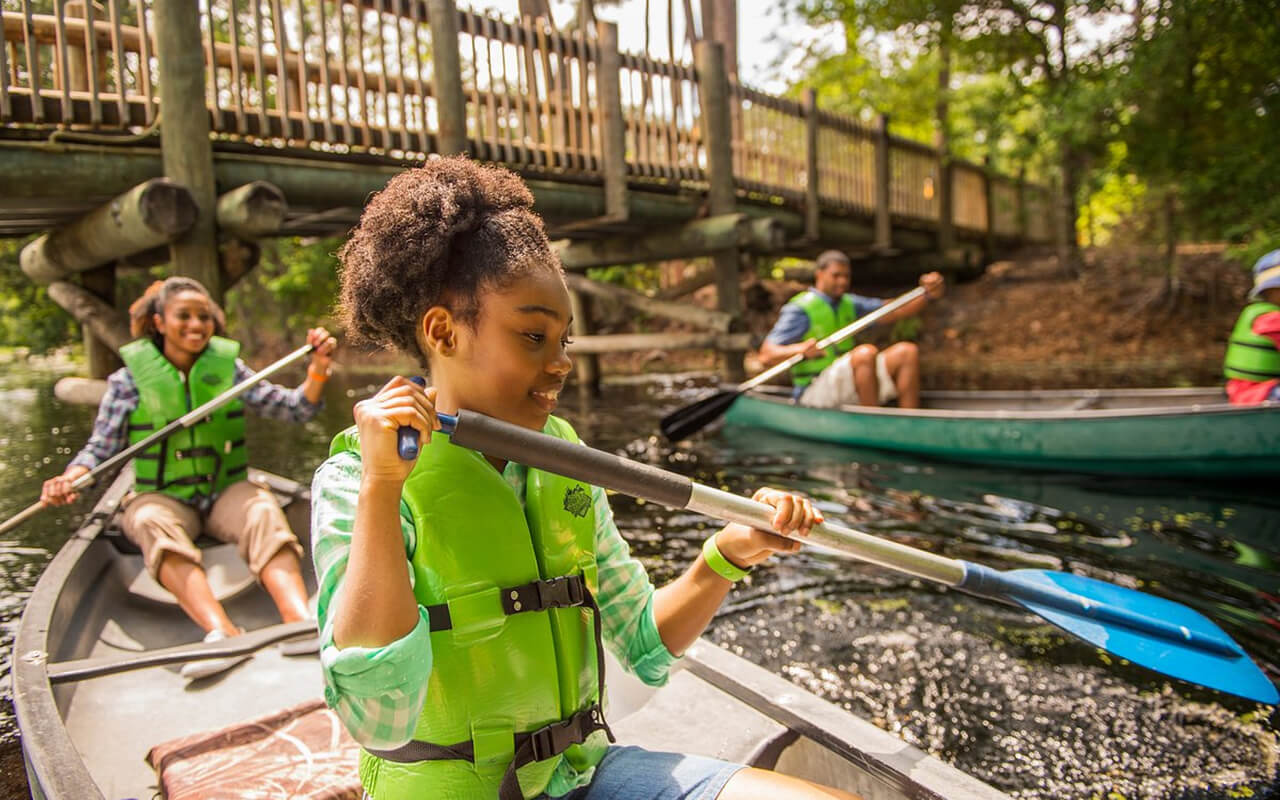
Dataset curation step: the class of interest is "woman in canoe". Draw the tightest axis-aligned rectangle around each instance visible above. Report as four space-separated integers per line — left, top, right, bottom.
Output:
312 156 858 800
41 276 337 680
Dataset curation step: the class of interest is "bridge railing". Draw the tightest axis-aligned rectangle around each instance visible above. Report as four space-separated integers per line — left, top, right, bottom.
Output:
0 0 1052 243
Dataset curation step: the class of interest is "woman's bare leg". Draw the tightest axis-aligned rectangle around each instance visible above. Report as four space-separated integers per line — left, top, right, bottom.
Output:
155 553 239 637
716 766 862 800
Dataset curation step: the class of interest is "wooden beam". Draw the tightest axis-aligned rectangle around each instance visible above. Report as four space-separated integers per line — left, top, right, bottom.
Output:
803 88 820 241
568 331 753 354
554 214 783 271
428 0 467 155
563 273 734 332
154 0 220 298
656 266 718 300
19 179 196 284
216 181 287 238
46 280 131 351
874 113 893 252
79 264 121 379
596 21 627 221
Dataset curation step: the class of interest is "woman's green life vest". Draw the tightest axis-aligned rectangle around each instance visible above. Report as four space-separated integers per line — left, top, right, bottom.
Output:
118 336 247 502
1223 302 1280 382
328 415 608 800
787 290 858 388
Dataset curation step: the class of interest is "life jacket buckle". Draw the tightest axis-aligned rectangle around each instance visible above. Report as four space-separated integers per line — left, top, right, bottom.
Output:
538 575 585 610
527 717 578 763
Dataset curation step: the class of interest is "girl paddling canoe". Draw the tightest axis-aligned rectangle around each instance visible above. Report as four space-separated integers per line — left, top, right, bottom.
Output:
312 156 859 800
41 276 337 680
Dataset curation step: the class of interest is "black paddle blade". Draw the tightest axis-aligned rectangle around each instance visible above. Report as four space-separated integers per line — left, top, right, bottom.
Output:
660 390 741 442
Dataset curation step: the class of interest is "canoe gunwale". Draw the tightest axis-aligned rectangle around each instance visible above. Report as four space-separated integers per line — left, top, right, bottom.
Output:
684 642 1009 800
744 387 1276 422
13 472 132 800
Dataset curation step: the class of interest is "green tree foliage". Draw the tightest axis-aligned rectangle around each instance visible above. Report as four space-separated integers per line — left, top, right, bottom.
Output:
0 239 78 354
224 237 342 353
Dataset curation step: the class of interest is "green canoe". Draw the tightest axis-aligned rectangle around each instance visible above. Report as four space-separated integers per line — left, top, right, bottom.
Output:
723 387 1280 478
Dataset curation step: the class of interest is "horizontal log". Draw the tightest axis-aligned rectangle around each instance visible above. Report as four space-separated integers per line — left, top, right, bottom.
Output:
0 145 959 257
656 266 718 300
567 332 753 354
20 179 196 284
563 273 734 332
46 280 131 351
217 182 287 238
53 377 108 407
555 214 785 271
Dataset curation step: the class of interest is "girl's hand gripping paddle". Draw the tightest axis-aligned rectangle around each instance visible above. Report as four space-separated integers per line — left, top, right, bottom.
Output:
396 376 428 460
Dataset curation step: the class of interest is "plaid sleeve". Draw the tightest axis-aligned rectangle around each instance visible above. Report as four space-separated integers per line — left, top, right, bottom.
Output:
311 451 434 749
592 485 679 686
235 360 323 423
68 368 138 471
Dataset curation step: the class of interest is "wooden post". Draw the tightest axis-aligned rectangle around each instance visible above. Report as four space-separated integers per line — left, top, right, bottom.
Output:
935 131 954 254
63 2 106 93
874 112 892 252
983 155 996 259
567 289 600 397
19 180 198 284
79 265 121 378
153 0 221 299
1016 166 1028 241
803 88 820 242
596 21 628 221
695 38 744 380
428 0 467 155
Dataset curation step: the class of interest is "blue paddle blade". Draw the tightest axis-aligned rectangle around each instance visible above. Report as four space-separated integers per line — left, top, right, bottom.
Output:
959 564 1278 705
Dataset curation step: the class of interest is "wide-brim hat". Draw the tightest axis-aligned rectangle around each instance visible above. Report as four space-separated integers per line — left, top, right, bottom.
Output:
1250 249 1280 299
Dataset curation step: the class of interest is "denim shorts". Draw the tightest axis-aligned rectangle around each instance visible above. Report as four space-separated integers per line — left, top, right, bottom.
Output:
549 746 745 800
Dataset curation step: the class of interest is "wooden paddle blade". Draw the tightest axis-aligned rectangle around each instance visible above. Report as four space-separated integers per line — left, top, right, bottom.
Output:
659 391 742 442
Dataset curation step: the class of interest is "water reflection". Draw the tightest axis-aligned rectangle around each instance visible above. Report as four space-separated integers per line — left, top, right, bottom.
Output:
1 366 1276 799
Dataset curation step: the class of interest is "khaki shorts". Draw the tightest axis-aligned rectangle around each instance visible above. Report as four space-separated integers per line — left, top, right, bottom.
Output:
799 351 898 408
120 480 303 579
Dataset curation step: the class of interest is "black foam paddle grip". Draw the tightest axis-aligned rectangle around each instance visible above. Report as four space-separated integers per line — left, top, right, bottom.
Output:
450 410 695 510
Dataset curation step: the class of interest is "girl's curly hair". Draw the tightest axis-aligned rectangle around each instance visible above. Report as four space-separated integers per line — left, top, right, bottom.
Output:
128 276 227 339
337 156 559 366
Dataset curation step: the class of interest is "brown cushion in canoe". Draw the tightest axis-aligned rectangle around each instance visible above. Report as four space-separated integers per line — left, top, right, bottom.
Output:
145 699 362 800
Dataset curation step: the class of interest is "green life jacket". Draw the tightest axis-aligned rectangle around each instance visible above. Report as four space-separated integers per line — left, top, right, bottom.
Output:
328 415 611 800
119 336 247 502
788 290 857 388
1224 302 1280 382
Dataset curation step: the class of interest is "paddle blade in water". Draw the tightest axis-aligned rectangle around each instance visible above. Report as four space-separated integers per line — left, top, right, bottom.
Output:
972 567 1278 704
659 391 741 442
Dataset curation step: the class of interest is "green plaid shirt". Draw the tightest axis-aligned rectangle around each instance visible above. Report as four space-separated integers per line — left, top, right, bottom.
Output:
310 449 678 795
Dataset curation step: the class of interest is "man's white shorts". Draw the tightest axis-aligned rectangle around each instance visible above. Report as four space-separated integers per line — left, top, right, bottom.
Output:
798 351 898 408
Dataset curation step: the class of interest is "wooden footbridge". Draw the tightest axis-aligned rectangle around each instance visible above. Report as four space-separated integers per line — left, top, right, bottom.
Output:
0 0 1052 381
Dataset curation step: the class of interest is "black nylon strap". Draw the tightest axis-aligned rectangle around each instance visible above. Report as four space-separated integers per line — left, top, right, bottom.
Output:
370 588 616 800
423 575 589 633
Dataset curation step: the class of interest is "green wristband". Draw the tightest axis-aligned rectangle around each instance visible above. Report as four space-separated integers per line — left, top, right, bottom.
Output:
702 534 752 583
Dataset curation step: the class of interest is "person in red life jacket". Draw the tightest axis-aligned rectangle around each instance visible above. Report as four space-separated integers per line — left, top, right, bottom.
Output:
1224 249 1280 405
758 250 944 408
40 277 338 680
311 156 860 800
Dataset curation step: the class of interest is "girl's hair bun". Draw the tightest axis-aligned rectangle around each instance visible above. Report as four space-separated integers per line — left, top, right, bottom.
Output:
338 156 558 365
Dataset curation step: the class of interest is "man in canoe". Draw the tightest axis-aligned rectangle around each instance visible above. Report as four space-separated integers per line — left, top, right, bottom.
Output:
1224 248 1280 404
758 249 944 408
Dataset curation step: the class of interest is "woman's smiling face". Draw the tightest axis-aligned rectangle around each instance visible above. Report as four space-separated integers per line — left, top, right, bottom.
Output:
431 268 574 431
154 290 216 359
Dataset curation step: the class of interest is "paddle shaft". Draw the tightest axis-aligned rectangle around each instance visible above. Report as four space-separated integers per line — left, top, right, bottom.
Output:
739 285 927 393
0 344 315 536
440 409 1250 659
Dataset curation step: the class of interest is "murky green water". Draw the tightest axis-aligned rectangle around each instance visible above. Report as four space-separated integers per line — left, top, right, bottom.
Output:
1 361 1277 799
